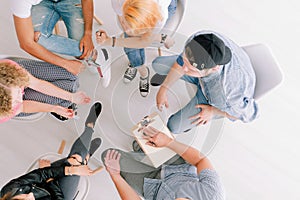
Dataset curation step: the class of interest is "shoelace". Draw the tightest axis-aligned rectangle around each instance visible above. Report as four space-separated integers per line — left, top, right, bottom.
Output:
140 79 149 90
125 67 136 78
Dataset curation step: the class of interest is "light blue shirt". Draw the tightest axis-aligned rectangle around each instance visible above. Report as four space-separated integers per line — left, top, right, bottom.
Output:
143 164 225 200
189 31 259 122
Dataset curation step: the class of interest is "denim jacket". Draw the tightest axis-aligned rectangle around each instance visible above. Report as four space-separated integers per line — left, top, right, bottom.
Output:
143 164 225 200
1 166 65 200
190 31 259 122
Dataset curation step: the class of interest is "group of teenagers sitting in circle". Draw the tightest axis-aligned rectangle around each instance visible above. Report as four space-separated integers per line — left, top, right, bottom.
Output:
0 0 259 199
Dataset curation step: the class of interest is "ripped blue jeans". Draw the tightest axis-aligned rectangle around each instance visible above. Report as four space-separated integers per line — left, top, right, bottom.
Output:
31 0 84 57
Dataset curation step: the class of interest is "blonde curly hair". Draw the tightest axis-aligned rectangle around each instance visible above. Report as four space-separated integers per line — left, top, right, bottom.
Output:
122 0 163 36
0 60 29 117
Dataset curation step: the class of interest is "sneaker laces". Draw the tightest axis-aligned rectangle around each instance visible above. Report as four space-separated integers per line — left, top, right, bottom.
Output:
140 78 149 91
125 67 136 78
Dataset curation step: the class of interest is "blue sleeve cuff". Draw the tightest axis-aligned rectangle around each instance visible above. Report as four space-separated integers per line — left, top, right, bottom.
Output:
176 54 184 66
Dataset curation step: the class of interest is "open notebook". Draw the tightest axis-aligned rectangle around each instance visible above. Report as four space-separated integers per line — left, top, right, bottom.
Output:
131 112 176 168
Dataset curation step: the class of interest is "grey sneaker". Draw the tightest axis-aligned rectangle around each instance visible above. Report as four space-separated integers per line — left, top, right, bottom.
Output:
139 67 150 97
123 64 137 83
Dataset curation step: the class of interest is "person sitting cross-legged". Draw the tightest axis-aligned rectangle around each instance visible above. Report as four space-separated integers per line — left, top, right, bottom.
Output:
151 30 259 134
102 125 225 200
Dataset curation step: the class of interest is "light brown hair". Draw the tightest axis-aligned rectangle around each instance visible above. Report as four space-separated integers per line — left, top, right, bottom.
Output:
0 60 29 117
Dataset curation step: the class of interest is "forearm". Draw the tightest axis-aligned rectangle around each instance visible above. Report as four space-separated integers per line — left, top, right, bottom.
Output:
213 107 238 120
160 63 184 91
81 0 93 36
22 100 56 113
104 34 155 48
30 79 74 103
110 174 141 200
167 140 205 166
13 16 69 69
166 139 213 173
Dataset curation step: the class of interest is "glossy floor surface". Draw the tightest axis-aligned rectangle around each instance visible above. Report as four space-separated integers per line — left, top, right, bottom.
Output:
1 0 300 199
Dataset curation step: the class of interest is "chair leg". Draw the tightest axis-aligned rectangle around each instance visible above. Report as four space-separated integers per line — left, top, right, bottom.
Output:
57 140 66 155
93 15 103 25
158 47 162 56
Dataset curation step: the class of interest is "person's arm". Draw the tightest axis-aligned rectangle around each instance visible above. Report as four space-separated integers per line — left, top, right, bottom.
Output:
22 100 74 119
156 61 185 111
104 150 142 200
13 16 84 75
143 126 214 174
78 0 94 59
96 29 161 49
27 73 91 105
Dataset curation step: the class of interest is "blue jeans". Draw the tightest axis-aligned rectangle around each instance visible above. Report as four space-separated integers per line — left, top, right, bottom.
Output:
123 0 177 67
152 55 209 134
52 126 94 199
31 0 83 57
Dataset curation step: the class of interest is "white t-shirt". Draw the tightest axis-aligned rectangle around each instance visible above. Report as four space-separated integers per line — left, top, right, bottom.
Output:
10 0 43 18
111 0 172 32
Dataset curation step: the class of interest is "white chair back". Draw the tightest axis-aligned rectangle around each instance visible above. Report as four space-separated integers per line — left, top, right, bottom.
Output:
242 44 283 100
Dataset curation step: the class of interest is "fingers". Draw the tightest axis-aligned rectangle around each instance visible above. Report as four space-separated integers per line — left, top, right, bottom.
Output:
105 149 120 161
142 126 157 137
146 141 156 147
79 41 84 54
165 100 169 108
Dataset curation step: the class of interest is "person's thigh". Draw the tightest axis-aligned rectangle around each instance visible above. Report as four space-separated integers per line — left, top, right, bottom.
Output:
7 57 78 83
31 1 60 36
167 88 209 134
56 0 84 40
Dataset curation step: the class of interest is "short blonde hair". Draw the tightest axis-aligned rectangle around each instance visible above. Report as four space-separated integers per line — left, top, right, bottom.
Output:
0 60 29 117
122 0 163 36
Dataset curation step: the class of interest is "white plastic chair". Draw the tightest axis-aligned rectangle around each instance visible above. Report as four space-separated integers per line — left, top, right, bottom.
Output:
26 141 90 200
242 44 283 100
185 44 283 101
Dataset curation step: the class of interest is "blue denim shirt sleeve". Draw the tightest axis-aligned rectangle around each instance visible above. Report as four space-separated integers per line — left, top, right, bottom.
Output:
143 164 225 200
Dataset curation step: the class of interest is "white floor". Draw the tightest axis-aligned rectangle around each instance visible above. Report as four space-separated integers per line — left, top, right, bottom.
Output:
1 0 300 199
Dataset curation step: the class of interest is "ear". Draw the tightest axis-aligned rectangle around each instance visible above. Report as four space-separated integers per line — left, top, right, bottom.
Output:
211 65 220 72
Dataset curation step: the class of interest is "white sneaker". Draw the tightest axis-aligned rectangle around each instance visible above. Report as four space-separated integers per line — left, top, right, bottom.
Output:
87 47 111 88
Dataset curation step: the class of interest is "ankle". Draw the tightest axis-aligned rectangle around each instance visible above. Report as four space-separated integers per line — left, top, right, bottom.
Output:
86 122 94 128
139 66 149 79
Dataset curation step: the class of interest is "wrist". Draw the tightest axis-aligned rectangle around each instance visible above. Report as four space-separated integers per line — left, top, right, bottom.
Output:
84 30 92 36
65 166 74 176
51 105 58 113
160 34 167 44
110 173 122 180
68 93 74 103
104 37 112 46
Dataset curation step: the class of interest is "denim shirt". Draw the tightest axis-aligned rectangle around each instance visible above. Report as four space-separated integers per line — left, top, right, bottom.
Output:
188 31 259 122
143 164 225 200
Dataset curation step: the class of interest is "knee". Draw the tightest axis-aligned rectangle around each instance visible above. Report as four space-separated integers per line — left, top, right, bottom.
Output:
167 114 181 134
152 57 163 73
101 148 118 163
